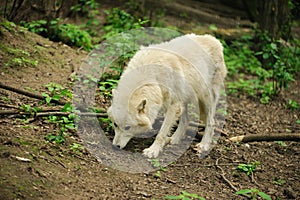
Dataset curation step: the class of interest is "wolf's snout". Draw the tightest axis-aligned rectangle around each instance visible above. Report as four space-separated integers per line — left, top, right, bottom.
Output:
112 143 121 150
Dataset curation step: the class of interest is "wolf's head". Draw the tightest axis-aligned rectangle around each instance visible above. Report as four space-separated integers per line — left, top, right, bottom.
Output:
108 85 163 149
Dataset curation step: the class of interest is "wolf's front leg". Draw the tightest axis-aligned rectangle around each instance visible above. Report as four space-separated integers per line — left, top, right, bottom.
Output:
143 103 180 158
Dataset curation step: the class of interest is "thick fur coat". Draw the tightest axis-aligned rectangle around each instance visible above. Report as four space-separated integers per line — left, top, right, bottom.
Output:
108 34 227 158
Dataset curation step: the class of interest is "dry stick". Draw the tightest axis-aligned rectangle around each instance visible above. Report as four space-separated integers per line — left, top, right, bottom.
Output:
215 156 238 192
215 157 250 198
0 109 20 115
163 120 228 136
36 112 108 117
229 133 300 143
0 82 66 105
0 103 19 109
0 110 108 117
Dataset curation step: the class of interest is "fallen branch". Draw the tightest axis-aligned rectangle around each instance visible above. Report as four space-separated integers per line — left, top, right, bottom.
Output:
36 112 108 117
0 109 20 115
0 103 19 109
0 108 228 137
229 133 300 143
0 110 107 117
0 82 66 105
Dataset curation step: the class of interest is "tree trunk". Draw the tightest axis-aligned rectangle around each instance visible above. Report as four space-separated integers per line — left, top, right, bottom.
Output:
5 0 77 23
243 0 291 40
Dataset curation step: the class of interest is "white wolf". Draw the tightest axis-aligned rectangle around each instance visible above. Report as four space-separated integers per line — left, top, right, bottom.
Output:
107 34 227 158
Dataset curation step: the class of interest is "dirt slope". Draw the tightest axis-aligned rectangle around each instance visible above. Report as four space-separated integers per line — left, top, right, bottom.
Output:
0 10 300 200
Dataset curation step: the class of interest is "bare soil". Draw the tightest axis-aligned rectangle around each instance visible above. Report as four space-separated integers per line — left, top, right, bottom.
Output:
1 1 300 200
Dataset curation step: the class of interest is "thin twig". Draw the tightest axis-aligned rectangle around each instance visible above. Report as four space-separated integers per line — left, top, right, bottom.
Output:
0 103 19 109
0 82 66 105
215 156 239 192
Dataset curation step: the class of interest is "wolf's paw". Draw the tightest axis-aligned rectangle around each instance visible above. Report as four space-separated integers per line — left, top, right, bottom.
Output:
193 142 211 158
143 145 161 158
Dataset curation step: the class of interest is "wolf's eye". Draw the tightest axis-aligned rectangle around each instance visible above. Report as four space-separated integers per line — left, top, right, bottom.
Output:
114 122 118 128
124 126 131 131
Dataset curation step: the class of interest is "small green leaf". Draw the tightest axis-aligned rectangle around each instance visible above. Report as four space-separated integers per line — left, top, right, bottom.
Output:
262 53 269 59
165 196 182 199
182 197 191 200
257 192 272 200
41 92 49 97
270 43 277 50
51 94 62 101
61 102 73 112
65 123 75 129
235 189 252 195
99 86 106 90
45 97 51 104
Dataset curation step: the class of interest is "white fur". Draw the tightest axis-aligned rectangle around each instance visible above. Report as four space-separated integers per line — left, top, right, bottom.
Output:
108 34 227 158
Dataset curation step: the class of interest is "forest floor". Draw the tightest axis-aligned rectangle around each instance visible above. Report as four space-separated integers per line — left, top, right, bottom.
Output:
0 1 300 199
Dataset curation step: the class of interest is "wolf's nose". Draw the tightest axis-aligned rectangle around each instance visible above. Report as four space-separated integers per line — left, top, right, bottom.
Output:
112 144 121 150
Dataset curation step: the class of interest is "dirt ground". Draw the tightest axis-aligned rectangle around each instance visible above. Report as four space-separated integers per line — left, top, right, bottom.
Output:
1 1 300 200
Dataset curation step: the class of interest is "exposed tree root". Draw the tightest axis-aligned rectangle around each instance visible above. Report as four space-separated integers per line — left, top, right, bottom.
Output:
229 133 300 143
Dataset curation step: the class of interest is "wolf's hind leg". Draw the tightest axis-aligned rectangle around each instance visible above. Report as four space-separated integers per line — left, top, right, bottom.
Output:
194 97 216 158
170 105 188 145
199 102 206 124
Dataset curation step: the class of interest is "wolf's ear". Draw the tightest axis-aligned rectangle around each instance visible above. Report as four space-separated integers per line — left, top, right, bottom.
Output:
137 99 147 113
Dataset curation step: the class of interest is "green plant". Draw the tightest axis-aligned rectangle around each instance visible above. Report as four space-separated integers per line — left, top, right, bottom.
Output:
19 104 40 118
235 188 271 200
255 36 295 93
1 96 11 103
1 45 38 68
236 161 260 176
45 112 77 144
165 191 205 200
150 159 167 178
20 20 47 34
21 19 93 50
99 79 118 97
286 99 299 110
259 31 300 89
224 34 300 104
71 0 100 36
70 143 84 154
5 57 38 67
102 8 148 39
272 178 286 186
99 116 113 132
42 82 72 104
71 0 99 14
45 133 65 144
83 74 98 84
58 23 93 50
275 141 287 147
45 101 78 144
0 20 17 32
